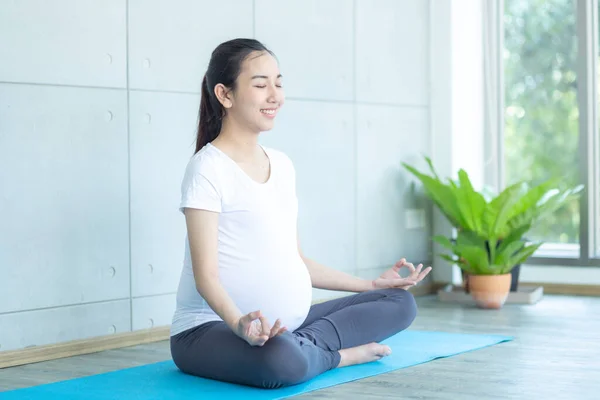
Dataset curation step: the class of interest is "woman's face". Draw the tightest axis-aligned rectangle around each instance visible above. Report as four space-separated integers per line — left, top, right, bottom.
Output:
219 51 285 133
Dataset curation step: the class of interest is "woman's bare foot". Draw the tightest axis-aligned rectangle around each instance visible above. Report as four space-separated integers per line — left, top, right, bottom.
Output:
336 342 392 368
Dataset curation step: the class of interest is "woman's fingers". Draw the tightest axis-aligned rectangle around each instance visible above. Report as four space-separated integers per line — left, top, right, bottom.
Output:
395 259 416 274
390 259 433 287
251 335 269 346
408 263 430 281
251 317 286 344
269 319 289 338
238 311 289 346
238 311 268 346
270 319 282 337
389 278 417 288
417 266 432 281
406 263 420 279
415 263 423 275
413 264 424 281
238 310 260 337
392 258 407 271
240 310 261 326
259 316 271 336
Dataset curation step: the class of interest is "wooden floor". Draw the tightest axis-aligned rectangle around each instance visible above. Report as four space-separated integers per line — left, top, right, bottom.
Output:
1 294 599 399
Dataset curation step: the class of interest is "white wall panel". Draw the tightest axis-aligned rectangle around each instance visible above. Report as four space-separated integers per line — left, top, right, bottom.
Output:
132 294 177 330
260 100 355 271
356 105 431 269
0 300 130 352
255 0 354 101
356 0 429 106
0 0 433 351
0 84 129 313
0 0 126 88
128 0 254 92
129 91 199 297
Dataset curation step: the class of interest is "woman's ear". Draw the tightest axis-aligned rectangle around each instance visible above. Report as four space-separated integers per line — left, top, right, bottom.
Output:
214 84 233 109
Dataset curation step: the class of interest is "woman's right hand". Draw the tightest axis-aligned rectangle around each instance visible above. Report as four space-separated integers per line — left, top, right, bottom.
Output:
233 310 287 346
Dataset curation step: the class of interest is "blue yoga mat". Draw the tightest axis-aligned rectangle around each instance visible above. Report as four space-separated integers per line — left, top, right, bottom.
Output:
1 330 512 400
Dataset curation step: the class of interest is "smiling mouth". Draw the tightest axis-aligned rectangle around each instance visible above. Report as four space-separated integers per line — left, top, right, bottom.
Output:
260 108 278 119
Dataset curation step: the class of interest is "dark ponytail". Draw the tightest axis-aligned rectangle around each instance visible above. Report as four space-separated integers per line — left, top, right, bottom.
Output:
195 75 222 153
194 38 275 154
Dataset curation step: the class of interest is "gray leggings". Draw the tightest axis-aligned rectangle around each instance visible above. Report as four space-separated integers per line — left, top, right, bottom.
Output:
170 288 417 389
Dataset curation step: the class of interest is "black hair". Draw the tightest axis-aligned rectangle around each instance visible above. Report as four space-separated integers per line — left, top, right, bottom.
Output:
194 38 275 153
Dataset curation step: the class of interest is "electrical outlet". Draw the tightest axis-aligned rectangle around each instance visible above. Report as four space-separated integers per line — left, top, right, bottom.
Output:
405 208 426 229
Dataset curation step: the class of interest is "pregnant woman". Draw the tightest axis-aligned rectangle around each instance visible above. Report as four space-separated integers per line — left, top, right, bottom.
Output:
169 38 431 389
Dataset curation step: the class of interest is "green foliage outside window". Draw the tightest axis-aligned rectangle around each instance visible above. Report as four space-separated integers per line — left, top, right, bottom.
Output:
504 0 582 244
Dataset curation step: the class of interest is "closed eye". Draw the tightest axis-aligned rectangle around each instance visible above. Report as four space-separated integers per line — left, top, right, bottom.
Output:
254 85 283 88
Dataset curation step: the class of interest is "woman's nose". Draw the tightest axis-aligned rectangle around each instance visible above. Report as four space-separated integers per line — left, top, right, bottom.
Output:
267 87 281 102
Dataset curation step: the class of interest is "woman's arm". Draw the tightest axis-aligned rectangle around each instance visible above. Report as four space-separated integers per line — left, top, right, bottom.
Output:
302 256 374 292
297 236 373 293
297 230 429 292
185 208 244 329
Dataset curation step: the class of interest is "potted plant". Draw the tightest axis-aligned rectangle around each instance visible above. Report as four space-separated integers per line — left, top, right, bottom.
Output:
402 157 583 308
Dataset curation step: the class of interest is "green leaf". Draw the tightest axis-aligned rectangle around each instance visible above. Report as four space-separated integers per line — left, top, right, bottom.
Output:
455 230 486 249
497 224 531 254
505 184 583 234
487 264 513 275
454 169 487 234
438 254 478 275
535 185 584 220
483 181 527 238
494 240 524 266
438 254 456 263
508 242 543 267
402 163 467 227
505 178 560 221
424 156 441 181
505 208 537 234
433 235 454 250
488 237 498 264
453 244 490 274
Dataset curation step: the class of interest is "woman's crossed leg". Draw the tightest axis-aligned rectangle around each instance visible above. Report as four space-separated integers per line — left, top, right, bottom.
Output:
170 288 417 389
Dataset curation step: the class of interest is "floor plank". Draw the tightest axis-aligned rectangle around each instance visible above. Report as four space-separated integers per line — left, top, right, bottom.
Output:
1 294 599 399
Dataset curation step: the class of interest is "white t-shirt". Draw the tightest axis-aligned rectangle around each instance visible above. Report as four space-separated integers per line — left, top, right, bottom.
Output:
170 143 313 336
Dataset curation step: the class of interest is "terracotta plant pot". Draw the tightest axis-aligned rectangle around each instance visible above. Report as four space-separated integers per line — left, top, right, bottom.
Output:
468 274 512 309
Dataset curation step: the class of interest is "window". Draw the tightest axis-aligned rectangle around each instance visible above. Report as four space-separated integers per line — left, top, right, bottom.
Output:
502 0 600 265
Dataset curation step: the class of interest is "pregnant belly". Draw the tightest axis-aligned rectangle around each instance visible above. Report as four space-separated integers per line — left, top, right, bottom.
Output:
220 258 313 332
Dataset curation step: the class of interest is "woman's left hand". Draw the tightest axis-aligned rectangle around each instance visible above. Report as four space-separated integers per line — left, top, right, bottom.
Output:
372 259 432 290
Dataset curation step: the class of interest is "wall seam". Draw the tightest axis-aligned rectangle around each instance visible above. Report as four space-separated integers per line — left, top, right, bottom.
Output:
353 0 359 273
125 0 133 332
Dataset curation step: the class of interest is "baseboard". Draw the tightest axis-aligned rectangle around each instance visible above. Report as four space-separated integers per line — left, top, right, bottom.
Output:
524 282 600 296
431 281 600 297
432 282 449 292
409 282 435 297
0 326 171 369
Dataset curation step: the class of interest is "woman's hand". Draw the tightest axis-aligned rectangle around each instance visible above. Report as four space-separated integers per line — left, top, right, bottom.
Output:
372 258 432 290
233 310 287 346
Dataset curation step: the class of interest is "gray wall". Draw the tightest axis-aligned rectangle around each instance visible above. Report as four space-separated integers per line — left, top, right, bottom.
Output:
0 0 432 352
